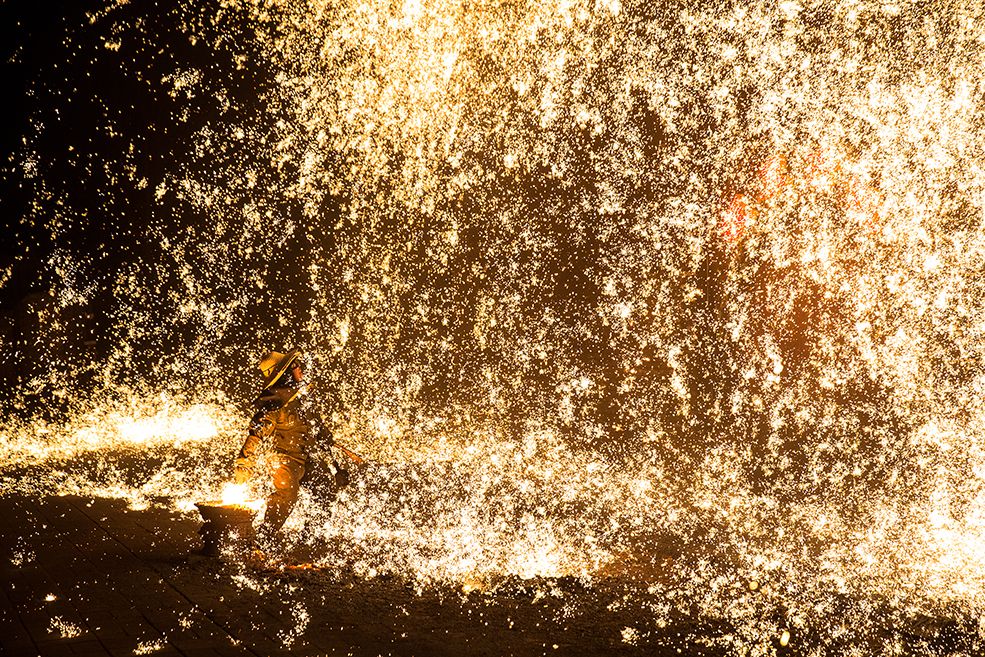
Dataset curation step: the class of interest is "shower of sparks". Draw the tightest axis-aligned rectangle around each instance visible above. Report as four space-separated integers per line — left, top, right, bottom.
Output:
48 617 85 639
132 639 167 655
4 0 985 654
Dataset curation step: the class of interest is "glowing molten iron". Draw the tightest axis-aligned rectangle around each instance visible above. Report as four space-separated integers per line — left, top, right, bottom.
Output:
220 483 263 511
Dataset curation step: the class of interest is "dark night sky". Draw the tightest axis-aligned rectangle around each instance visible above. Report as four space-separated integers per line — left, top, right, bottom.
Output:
0 0 316 394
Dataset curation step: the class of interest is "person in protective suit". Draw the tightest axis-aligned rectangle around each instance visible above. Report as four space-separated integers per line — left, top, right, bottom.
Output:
233 350 346 539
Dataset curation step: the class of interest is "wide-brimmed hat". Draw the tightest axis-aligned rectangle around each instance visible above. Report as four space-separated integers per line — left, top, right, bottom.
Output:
257 349 301 389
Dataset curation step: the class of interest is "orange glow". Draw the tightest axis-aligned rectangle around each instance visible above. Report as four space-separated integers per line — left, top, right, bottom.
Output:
720 193 752 242
721 146 881 244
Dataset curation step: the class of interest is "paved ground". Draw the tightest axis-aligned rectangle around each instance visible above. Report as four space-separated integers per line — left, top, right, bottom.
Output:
4 493 981 657
0 494 709 657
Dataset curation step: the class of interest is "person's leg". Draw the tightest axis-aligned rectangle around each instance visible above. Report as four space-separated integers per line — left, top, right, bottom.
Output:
262 457 305 534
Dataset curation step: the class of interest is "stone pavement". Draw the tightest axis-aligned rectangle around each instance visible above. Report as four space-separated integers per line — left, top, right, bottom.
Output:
0 493 678 657
5 492 979 657
0 494 283 657
0 494 485 657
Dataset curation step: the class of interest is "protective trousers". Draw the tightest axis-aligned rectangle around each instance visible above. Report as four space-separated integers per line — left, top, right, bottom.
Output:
261 455 306 535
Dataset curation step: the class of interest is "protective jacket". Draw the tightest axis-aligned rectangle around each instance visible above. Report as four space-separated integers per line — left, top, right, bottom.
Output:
235 383 319 476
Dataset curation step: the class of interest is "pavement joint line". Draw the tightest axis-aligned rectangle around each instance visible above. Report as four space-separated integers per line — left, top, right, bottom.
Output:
64 496 265 657
0 603 41 655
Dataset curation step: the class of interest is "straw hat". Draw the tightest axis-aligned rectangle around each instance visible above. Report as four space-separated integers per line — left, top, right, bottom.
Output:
257 349 301 389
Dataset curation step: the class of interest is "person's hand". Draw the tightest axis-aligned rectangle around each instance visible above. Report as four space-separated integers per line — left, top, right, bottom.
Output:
234 467 250 484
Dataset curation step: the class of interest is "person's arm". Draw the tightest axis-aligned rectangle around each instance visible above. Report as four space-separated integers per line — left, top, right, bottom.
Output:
233 409 269 483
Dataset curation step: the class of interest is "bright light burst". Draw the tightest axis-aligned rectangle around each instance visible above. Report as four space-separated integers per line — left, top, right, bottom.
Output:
219 481 264 510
